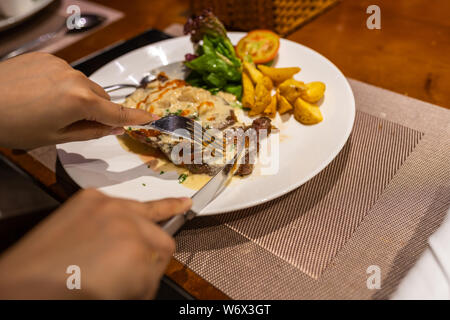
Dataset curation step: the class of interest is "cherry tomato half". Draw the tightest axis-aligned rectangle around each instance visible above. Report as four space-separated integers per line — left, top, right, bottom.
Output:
236 30 280 64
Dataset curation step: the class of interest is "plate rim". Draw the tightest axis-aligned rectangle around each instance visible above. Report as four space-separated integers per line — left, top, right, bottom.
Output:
58 32 355 215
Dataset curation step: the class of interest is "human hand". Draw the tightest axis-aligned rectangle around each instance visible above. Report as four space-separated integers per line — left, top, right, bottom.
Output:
0 52 156 149
0 189 191 299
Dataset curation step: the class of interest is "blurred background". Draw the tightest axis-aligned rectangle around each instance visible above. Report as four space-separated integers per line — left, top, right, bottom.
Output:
0 0 448 108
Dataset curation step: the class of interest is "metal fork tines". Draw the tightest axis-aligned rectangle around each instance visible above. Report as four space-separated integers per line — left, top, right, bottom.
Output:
129 115 224 153
103 61 189 93
185 119 224 152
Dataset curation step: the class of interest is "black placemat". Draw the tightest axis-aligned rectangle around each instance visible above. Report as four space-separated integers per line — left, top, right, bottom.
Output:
72 29 172 76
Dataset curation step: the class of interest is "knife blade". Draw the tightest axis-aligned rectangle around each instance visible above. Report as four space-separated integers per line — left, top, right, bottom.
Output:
161 147 245 235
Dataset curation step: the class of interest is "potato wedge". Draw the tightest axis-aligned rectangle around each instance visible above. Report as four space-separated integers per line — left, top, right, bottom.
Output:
278 78 306 104
243 61 264 85
249 81 271 116
264 94 277 118
301 81 326 103
257 65 301 84
276 89 293 114
262 76 273 91
241 72 255 109
294 97 323 124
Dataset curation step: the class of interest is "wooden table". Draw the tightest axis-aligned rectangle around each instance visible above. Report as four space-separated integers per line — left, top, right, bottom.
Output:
57 0 450 109
1 0 449 300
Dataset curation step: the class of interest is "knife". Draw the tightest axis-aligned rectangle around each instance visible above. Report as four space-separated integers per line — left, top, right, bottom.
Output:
161 147 245 235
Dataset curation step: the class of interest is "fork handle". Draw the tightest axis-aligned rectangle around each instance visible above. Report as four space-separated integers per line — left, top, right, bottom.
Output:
103 84 138 93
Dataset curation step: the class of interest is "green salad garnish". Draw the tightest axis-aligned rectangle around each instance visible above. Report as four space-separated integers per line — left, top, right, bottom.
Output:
178 173 188 184
183 9 242 100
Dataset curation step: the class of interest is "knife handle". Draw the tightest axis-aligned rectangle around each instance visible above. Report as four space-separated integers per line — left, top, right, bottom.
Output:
161 210 195 236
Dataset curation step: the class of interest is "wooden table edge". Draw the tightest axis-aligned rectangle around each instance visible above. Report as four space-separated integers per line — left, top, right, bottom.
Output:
0 147 230 300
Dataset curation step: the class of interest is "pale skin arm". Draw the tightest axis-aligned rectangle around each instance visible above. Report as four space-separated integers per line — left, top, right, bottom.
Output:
0 52 157 149
0 53 184 299
0 190 192 299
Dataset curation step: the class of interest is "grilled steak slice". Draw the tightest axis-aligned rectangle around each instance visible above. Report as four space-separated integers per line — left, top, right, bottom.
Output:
127 116 272 176
122 75 273 176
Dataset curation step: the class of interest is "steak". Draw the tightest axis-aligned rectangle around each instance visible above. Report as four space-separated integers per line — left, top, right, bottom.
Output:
122 75 272 176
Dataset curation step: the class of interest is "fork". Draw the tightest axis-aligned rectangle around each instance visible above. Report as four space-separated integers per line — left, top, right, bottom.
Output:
129 115 224 152
103 61 188 93
103 74 152 93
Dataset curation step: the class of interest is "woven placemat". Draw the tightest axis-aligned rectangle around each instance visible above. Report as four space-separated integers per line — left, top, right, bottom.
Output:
215 111 423 280
172 79 450 299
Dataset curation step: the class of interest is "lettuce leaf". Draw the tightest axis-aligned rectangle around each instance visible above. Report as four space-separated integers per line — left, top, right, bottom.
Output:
183 9 242 99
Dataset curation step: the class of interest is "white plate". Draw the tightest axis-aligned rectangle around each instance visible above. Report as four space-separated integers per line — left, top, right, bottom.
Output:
57 32 355 215
0 0 55 32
